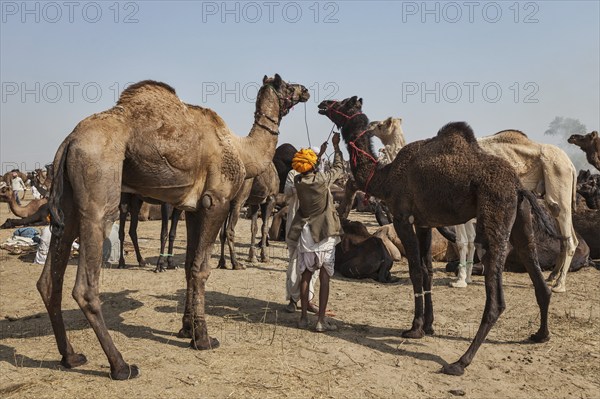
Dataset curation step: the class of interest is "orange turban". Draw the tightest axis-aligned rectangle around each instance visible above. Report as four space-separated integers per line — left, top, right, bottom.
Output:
292 148 318 173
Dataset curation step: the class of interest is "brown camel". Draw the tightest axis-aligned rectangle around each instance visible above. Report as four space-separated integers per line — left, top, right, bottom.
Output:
39 75 309 379
576 170 600 209
1 169 29 187
568 131 600 171
365 117 579 292
218 162 279 270
335 219 396 283
319 96 557 376
0 185 48 218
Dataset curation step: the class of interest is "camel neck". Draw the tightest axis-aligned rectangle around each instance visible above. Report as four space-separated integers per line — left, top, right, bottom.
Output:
342 117 387 200
6 193 28 218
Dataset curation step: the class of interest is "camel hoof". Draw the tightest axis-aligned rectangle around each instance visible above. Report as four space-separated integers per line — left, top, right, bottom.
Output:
546 273 557 284
60 353 87 369
232 264 246 270
401 328 425 339
260 256 270 263
530 331 550 343
424 326 435 336
110 364 140 380
117 262 126 269
154 266 166 273
177 328 192 339
190 337 220 350
138 259 147 267
442 362 465 376
248 257 257 264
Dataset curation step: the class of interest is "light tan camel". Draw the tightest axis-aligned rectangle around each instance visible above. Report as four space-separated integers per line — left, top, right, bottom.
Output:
369 121 579 293
368 117 406 164
0 185 48 218
218 162 279 269
478 131 578 293
38 75 309 380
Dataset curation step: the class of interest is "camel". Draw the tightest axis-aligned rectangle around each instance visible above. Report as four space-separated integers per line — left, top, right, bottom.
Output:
319 96 558 376
573 194 600 259
218 162 279 270
0 185 48 218
334 219 396 283
576 170 600 209
1 169 29 187
369 119 579 293
568 131 600 171
39 75 309 380
368 117 406 164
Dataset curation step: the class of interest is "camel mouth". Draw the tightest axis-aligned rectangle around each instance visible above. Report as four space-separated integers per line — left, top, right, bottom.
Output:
317 101 333 115
567 135 578 143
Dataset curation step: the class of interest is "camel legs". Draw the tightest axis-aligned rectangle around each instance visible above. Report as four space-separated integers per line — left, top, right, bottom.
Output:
258 200 274 262
118 194 146 269
178 204 228 349
248 204 259 263
442 211 513 376
512 200 551 342
394 219 432 338
218 197 246 270
37 195 85 369
547 219 578 293
156 204 182 272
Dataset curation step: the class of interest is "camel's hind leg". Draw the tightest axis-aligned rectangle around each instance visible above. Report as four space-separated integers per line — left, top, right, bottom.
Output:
37 192 85 369
127 196 146 267
547 218 578 293
442 210 513 376
512 199 551 341
69 164 138 379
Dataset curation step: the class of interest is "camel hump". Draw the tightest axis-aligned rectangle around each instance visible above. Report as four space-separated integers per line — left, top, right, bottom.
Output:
491 129 530 143
117 80 178 106
436 122 477 144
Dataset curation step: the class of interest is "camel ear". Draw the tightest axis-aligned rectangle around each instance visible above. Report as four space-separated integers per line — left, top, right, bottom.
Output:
263 75 268 84
592 131 598 138
358 98 363 106
273 74 283 88
385 117 393 126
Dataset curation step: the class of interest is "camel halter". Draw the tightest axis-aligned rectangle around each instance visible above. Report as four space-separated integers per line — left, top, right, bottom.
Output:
325 101 363 129
254 84 298 135
348 128 379 203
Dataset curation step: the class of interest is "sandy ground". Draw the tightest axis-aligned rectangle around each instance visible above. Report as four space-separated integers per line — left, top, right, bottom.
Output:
1 193 599 399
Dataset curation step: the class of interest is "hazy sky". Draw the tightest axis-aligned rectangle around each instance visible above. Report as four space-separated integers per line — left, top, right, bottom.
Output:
1 0 599 171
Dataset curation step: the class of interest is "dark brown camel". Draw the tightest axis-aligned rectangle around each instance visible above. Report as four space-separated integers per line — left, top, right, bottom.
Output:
39 76 309 379
318 96 558 376
335 219 396 283
573 194 600 259
576 170 600 210
218 162 279 269
568 131 600 171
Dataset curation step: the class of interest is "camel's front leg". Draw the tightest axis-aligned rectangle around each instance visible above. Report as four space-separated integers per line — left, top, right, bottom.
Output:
180 201 229 349
416 227 434 335
259 199 274 262
393 218 425 339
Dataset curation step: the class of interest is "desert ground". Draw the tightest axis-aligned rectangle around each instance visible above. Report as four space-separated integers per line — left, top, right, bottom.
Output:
1 193 599 399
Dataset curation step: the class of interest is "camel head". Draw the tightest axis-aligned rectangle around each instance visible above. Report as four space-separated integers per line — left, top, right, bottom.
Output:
568 131 597 147
0 184 12 203
318 96 363 130
367 117 403 139
258 74 310 120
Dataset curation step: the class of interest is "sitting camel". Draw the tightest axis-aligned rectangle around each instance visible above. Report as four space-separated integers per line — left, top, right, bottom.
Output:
576 170 600 210
334 219 396 283
319 96 558 376
0 185 50 228
568 131 600 171
39 76 309 379
573 194 600 259
372 223 454 262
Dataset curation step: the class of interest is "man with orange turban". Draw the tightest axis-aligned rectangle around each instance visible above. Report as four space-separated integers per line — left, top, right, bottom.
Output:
284 143 328 314
288 133 344 332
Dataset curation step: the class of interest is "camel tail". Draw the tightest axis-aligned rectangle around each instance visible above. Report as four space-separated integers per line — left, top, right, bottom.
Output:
519 189 563 240
48 141 71 237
